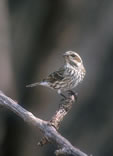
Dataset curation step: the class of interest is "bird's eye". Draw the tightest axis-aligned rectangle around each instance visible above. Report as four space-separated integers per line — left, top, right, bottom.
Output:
71 54 81 62
71 54 76 57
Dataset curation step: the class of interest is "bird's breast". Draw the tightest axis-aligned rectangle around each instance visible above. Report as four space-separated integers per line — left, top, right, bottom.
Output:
65 67 85 89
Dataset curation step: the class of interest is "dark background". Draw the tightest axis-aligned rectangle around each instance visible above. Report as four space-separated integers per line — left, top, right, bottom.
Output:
0 0 113 156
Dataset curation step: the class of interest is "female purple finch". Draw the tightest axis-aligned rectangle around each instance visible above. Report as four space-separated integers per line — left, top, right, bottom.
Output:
26 51 86 98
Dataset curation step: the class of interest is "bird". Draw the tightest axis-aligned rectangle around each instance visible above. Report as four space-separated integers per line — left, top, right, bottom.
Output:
26 51 86 98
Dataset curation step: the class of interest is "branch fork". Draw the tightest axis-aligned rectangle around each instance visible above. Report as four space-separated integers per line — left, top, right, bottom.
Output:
0 91 88 156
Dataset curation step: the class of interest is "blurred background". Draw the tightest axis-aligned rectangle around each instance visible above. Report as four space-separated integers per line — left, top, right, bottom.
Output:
0 0 113 156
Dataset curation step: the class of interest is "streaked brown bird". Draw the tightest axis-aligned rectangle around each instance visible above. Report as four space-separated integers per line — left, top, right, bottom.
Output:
26 51 86 98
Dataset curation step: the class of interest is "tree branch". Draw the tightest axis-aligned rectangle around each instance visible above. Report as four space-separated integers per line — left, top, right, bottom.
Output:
0 91 88 156
50 93 77 129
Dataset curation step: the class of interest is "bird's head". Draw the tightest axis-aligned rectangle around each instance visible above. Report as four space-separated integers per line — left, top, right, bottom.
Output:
63 51 83 67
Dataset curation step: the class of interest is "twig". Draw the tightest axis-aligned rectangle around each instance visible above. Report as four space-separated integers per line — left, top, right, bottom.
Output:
38 93 76 146
0 91 88 156
50 94 76 129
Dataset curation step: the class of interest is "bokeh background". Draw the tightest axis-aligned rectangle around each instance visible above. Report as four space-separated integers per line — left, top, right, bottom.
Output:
0 0 113 156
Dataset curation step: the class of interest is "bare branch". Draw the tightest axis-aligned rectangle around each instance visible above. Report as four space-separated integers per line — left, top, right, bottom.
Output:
50 94 77 129
0 91 88 156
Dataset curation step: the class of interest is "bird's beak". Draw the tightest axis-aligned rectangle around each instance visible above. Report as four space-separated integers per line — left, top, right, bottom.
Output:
63 53 66 57
63 54 68 60
63 53 68 57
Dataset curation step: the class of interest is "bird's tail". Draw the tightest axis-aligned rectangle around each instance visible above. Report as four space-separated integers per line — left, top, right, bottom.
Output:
26 82 40 87
26 81 49 88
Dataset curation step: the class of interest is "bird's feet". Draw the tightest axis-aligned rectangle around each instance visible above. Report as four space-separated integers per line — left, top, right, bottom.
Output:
67 90 78 102
60 93 67 100
59 93 68 108
59 91 78 108
60 91 78 101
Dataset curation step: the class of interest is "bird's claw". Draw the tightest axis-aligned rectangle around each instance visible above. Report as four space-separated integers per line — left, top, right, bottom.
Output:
74 92 78 102
67 90 78 102
60 98 66 102
68 90 75 95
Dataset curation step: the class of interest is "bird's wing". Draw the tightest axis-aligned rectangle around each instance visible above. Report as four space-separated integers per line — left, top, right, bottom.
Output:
43 67 65 83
